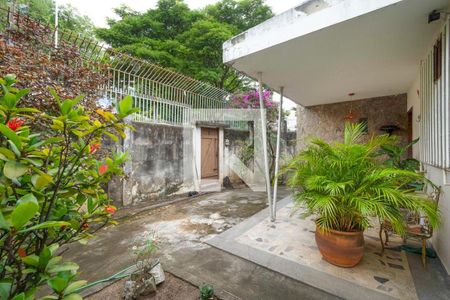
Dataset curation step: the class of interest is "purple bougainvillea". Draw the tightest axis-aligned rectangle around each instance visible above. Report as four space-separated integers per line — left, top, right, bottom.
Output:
229 89 273 109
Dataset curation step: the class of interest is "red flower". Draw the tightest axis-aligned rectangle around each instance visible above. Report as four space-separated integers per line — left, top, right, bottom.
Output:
7 118 25 131
18 248 26 258
90 143 101 154
104 205 117 214
82 223 89 230
98 164 108 175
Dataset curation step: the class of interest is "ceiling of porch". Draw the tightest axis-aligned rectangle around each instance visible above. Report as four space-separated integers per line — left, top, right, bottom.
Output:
223 0 449 107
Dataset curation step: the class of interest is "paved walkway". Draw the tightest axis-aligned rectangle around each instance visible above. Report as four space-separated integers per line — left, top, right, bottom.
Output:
63 187 335 299
208 196 450 300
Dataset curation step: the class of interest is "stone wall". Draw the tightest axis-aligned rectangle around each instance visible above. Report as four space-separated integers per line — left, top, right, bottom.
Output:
119 122 185 206
296 94 408 150
108 124 253 206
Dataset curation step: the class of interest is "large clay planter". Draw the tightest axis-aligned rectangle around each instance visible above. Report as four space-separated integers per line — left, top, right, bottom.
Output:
315 226 365 267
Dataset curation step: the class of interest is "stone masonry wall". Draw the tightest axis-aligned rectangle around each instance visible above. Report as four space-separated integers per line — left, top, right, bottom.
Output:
120 122 185 206
108 124 251 206
296 94 408 151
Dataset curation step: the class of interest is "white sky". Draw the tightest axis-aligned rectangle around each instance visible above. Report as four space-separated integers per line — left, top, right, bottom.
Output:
58 0 299 128
58 0 303 28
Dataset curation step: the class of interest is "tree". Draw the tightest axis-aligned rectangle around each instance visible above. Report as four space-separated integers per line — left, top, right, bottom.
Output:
177 19 235 87
3 0 95 37
96 0 274 92
204 0 273 34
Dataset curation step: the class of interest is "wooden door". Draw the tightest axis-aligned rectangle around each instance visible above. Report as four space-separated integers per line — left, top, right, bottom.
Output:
201 128 219 178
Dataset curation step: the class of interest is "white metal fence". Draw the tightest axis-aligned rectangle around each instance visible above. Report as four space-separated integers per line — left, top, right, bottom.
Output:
420 18 450 170
107 88 191 126
1 7 248 130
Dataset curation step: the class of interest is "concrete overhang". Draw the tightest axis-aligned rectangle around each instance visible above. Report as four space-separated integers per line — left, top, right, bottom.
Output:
223 0 449 107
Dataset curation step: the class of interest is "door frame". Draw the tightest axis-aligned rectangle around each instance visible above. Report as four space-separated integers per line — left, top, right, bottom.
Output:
194 126 224 189
201 127 219 178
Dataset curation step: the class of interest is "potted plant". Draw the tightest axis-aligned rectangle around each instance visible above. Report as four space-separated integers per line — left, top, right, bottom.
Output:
285 123 439 267
123 231 164 299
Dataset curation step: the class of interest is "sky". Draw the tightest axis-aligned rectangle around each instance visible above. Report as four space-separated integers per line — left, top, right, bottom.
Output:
58 0 303 28
58 0 300 128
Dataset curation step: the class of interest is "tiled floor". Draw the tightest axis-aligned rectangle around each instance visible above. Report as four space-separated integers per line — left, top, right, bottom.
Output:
236 203 417 299
208 196 450 300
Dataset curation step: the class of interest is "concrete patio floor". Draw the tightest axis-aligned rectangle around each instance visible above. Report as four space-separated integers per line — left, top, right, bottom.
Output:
63 187 336 299
208 196 450 300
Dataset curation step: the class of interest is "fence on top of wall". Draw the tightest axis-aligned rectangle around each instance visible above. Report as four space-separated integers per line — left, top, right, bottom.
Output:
420 18 450 170
0 6 248 130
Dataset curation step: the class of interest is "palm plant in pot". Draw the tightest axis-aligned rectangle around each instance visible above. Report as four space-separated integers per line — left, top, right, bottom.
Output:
285 123 439 267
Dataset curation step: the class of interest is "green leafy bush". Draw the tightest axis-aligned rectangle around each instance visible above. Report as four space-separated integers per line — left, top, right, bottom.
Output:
285 123 439 234
0 74 137 299
199 283 214 300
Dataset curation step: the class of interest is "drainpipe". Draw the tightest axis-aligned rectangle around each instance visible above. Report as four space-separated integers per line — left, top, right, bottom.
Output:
272 86 284 220
257 72 274 221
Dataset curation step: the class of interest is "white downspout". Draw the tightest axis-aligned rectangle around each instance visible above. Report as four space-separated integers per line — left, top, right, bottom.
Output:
272 86 284 219
257 72 274 221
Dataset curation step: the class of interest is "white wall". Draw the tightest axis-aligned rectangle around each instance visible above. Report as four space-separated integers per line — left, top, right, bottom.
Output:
427 166 450 274
408 35 450 273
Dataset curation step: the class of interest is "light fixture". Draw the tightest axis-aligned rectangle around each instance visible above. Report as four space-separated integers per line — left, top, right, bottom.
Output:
428 10 450 24
344 93 356 121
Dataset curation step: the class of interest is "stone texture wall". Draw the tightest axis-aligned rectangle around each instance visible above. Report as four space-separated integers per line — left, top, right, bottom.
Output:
108 124 254 206
118 122 185 206
296 94 408 151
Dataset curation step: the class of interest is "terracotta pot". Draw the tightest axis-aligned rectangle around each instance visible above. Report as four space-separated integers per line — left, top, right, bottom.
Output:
315 226 365 267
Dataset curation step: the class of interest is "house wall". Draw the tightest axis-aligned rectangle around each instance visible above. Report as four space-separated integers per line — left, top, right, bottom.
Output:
296 94 409 151
408 61 450 275
406 14 450 274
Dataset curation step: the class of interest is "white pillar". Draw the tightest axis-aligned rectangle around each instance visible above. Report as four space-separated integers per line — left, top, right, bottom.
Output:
257 72 274 221
272 87 284 219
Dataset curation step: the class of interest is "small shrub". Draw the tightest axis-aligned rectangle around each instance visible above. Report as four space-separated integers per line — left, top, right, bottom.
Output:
199 283 214 300
0 74 137 299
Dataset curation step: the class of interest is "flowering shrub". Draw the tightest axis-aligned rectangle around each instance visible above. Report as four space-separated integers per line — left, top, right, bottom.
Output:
229 89 281 178
229 90 273 109
0 74 137 299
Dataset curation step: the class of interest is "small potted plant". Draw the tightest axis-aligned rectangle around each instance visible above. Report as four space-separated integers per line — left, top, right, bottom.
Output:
123 231 164 299
199 283 214 300
285 123 439 267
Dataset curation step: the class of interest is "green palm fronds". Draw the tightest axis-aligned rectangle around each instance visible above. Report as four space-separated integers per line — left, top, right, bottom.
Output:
286 123 440 233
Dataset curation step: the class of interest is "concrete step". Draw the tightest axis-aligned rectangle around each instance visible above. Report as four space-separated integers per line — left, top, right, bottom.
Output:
200 179 221 192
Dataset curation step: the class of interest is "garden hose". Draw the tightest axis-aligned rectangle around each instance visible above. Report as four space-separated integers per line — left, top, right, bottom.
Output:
73 259 162 294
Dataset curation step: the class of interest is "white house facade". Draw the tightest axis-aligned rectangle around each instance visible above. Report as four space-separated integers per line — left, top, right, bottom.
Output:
223 0 450 272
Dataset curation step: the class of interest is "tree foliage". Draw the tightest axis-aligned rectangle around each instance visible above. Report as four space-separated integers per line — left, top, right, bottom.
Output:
96 0 273 92
0 75 137 299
